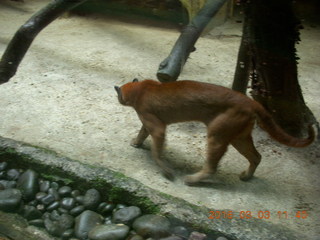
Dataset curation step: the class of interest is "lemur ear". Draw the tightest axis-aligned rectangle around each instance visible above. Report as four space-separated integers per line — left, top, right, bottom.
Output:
132 78 139 82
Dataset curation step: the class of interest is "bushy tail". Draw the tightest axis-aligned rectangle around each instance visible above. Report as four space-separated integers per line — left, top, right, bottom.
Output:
254 104 315 147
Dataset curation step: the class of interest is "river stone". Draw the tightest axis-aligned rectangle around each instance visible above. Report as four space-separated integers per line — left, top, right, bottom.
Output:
71 189 81 197
113 206 142 226
188 232 207 240
40 193 56 205
50 181 59 190
6 169 20 181
172 226 189 238
83 188 101 210
0 180 16 189
44 218 61 237
58 186 72 197
35 192 47 201
216 237 229 240
44 213 74 237
88 224 130 240
0 162 8 171
60 197 76 210
17 169 39 201
22 205 43 220
48 188 60 200
70 205 85 216
75 210 103 240
132 214 171 239
29 219 45 228
46 201 60 211
128 235 144 240
0 188 22 212
61 229 74 240
159 236 184 240
40 180 51 192
101 203 116 215
0 171 6 180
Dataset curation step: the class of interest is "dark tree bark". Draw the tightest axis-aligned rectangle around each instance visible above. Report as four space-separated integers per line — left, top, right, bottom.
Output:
157 0 228 82
231 2 252 93
232 0 318 137
0 0 88 84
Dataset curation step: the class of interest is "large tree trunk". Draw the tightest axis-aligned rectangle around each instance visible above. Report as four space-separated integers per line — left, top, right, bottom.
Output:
157 0 228 82
0 0 88 84
232 0 318 137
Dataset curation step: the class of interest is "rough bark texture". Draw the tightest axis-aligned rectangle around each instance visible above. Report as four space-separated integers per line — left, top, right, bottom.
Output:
0 0 88 84
157 0 228 82
232 0 318 137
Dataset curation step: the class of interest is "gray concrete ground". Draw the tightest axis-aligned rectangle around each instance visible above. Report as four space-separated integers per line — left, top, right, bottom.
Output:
0 0 319 239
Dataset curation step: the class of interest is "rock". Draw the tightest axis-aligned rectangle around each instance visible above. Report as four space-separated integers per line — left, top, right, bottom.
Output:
0 171 6 179
70 205 85 216
17 169 39 201
160 236 184 240
97 202 107 212
22 205 43 220
128 235 144 240
132 214 171 239
44 213 74 237
104 216 112 224
40 180 51 192
88 224 130 240
216 237 229 240
36 204 46 212
50 182 59 190
71 189 81 197
6 169 20 181
46 201 60 211
83 188 101 210
58 207 69 214
40 193 56 205
35 192 47 201
44 218 61 237
75 210 103 240
0 162 8 171
58 186 72 197
60 197 76 210
48 188 60 201
188 232 207 240
75 195 85 204
0 188 22 212
113 206 142 226
29 219 45 228
61 229 74 240
50 210 61 221
59 213 75 230
100 203 116 215
0 180 16 189
172 226 189 238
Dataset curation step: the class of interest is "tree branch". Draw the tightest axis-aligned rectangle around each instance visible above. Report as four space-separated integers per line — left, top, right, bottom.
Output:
0 0 88 84
157 0 228 82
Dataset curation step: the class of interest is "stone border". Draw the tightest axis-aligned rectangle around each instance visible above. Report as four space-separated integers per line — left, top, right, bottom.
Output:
0 136 301 240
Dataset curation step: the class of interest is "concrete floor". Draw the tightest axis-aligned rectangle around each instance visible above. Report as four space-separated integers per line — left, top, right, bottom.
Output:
0 0 319 239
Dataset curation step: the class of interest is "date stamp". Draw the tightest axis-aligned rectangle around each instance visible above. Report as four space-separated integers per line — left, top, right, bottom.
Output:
208 210 309 220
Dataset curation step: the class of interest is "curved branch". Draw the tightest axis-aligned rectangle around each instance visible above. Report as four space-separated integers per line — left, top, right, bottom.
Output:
0 0 88 84
157 0 228 82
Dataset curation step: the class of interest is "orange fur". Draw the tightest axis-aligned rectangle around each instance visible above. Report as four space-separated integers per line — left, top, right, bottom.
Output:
115 79 315 185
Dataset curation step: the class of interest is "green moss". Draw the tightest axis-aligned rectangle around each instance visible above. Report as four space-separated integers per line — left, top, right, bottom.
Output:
40 173 74 185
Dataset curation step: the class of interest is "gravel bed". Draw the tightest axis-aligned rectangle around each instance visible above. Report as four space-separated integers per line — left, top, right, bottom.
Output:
0 161 230 240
